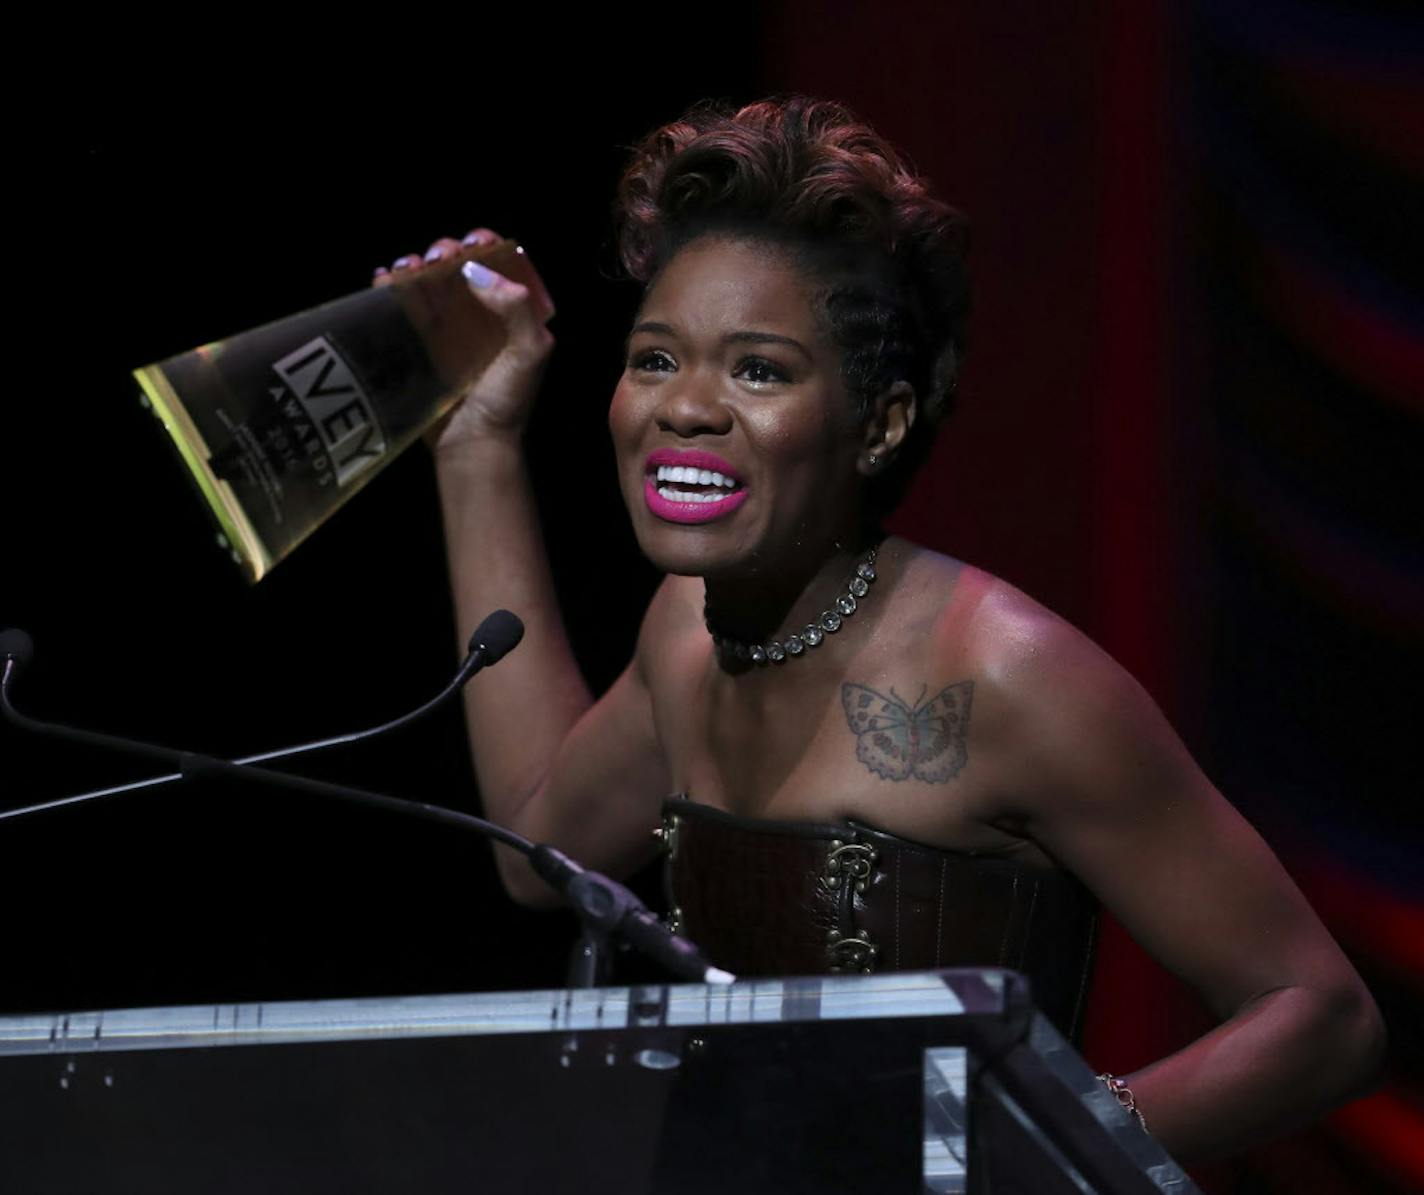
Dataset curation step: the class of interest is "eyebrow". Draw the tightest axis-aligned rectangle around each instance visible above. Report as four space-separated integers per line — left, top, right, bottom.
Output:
627 321 813 361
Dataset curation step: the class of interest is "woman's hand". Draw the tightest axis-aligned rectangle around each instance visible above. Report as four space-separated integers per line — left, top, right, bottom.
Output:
374 227 554 451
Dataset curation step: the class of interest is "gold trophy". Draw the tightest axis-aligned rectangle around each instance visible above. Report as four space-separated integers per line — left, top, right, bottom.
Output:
134 239 550 582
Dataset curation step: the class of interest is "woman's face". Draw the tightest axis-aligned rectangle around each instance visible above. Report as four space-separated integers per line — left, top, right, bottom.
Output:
609 236 866 579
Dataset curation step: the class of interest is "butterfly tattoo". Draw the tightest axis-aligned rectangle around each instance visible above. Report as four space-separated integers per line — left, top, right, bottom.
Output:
840 681 974 783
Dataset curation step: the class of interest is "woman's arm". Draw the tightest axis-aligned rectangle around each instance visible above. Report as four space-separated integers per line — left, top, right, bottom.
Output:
971 592 1386 1162
384 233 671 904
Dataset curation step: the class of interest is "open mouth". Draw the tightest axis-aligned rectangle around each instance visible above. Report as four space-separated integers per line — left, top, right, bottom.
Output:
650 463 742 504
642 451 748 524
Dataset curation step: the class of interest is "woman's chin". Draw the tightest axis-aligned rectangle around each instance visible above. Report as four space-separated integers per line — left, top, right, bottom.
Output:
636 536 730 578
630 518 753 579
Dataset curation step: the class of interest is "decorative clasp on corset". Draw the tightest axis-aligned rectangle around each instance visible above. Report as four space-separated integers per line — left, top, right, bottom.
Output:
826 929 877 973
824 839 880 972
653 811 681 860
824 840 877 893
655 812 684 934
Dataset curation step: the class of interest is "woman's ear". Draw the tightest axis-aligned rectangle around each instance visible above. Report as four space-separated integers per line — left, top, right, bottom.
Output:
858 381 917 476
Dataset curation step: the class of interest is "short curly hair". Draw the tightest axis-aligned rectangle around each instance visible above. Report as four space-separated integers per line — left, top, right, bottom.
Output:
615 96 970 515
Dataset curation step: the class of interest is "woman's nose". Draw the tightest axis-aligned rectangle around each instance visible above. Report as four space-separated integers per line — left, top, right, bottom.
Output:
655 371 733 438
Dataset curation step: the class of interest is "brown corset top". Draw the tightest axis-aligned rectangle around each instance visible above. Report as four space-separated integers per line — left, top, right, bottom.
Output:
659 795 1099 1040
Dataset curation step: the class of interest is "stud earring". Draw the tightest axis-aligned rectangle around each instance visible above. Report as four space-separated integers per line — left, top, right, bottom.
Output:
867 453 879 469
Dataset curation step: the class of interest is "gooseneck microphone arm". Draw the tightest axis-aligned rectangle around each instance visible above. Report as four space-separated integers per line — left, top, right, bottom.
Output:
527 844 735 988
2 627 191 767
175 754 730 986
0 623 734 987
174 752 535 854
0 611 523 822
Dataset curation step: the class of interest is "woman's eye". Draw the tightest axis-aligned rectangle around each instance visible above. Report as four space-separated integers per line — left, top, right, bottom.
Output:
733 356 789 385
630 348 676 372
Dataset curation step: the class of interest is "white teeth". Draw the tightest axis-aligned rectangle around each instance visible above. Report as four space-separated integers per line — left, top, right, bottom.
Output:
651 463 741 489
658 486 733 504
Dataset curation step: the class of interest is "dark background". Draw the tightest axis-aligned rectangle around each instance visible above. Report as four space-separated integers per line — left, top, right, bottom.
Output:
3 4 1420 1192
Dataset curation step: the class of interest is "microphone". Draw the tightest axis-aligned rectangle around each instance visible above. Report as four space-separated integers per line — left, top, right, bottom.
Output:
2 629 190 767
1 628 34 679
469 609 523 667
0 611 524 821
1 627 34 698
287 608 523 746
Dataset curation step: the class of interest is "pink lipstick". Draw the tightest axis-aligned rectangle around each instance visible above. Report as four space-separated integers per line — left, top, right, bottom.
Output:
643 449 748 524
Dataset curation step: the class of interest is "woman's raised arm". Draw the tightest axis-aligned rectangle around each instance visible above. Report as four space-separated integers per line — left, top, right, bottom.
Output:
379 231 671 904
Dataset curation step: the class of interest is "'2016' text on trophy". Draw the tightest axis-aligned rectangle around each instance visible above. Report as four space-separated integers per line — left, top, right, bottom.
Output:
134 239 551 583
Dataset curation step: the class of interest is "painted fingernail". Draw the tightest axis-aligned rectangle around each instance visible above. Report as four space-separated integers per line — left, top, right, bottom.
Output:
394 256 417 270
373 266 390 278
424 245 446 263
462 231 489 246
462 260 497 289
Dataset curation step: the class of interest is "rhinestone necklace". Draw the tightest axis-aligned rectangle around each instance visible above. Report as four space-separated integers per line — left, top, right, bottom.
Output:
705 545 879 665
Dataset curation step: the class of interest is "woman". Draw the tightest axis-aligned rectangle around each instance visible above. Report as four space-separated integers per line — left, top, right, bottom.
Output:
378 98 1382 1162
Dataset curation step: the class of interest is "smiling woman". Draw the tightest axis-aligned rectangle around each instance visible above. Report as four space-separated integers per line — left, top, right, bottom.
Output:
381 97 1384 1165
612 237 866 577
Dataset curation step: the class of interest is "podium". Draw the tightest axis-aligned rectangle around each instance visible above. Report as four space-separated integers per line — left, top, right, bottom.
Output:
0 969 1197 1194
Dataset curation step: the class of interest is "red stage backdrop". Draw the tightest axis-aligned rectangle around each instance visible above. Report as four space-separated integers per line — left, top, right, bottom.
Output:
762 2 1422 1192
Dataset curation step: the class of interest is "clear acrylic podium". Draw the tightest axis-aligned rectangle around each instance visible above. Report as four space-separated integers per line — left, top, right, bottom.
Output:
0 969 1197 1194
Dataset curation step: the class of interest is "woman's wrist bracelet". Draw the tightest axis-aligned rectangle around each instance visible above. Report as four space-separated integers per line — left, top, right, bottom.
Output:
1096 1072 1149 1133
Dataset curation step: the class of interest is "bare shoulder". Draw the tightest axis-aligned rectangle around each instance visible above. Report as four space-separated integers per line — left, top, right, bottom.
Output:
921 563 1189 822
889 549 1121 696
964 574 1142 703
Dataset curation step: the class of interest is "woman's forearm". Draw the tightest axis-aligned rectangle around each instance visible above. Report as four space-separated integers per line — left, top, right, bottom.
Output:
435 434 593 827
1122 980 1385 1162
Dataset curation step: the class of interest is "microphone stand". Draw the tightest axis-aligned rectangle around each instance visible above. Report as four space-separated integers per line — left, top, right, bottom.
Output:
171 755 728 988
1 632 732 988
0 612 521 822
